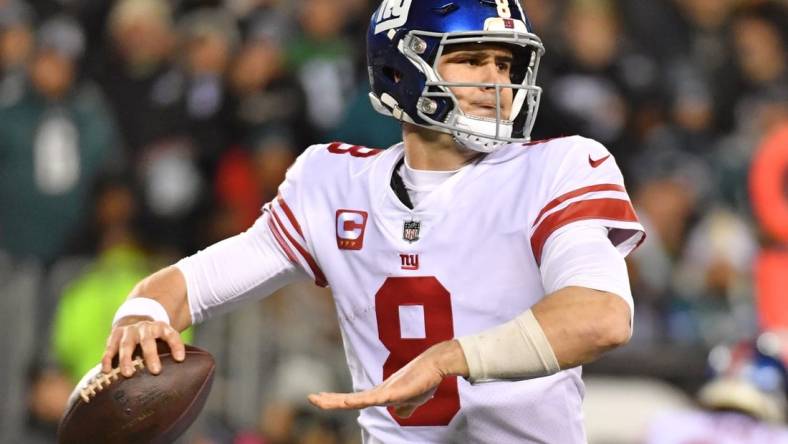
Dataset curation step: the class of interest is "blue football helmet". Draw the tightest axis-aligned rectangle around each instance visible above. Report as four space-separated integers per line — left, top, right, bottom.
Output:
367 0 545 152
699 333 787 422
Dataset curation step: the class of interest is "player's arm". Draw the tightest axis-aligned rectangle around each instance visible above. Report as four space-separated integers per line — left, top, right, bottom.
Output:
533 286 630 368
458 224 634 381
451 285 628 385
416 225 634 384
103 146 322 378
102 212 307 378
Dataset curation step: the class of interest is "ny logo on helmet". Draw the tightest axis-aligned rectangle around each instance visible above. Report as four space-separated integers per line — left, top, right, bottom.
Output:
374 0 413 34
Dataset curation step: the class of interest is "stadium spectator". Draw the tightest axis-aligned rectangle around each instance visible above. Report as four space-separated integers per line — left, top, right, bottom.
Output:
625 132 726 342
664 0 740 134
537 0 660 168
177 8 238 173
0 15 119 264
97 0 184 155
227 10 313 151
672 207 760 344
288 0 356 133
714 2 788 212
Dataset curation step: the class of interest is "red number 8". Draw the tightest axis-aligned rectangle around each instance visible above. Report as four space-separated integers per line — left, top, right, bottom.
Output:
327 142 382 158
375 276 460 426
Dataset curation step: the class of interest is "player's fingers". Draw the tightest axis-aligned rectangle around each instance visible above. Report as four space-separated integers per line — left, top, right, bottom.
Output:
160 324 186 362
118 328 140 377
308 390 390 410
344 391 393 408
308 392 355 409
101 329 123 373
139 325 162 375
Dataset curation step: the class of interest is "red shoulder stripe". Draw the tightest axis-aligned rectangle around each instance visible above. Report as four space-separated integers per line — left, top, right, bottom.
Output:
533 184 626 227
531 198 638 266
277 195 304 239
267 214 298 263
270 207 328 287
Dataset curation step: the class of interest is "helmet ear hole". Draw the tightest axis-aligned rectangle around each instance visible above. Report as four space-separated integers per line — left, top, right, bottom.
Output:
509 47 534 84
382 67 402 83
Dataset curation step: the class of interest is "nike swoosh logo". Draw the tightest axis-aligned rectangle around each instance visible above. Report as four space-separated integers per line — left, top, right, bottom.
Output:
589 154 611 168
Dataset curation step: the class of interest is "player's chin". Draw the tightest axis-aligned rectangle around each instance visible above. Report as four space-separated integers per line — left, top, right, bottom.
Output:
464 106 506 119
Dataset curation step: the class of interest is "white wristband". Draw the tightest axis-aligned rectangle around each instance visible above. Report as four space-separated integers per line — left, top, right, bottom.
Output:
112 297 171 326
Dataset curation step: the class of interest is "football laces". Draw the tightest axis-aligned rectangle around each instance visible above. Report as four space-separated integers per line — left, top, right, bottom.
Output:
79 357 144 403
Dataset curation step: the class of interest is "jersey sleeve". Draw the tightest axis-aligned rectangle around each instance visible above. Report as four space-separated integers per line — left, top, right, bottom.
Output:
529 136 645 266
540 224 635 318
176 213 308 324
264 145 329 287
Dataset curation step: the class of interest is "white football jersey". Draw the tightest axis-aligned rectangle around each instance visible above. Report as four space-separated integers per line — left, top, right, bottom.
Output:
264 136 645 443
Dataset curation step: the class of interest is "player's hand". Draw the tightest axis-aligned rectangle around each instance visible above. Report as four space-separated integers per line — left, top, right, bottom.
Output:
101 315 185 377
308 340 469 418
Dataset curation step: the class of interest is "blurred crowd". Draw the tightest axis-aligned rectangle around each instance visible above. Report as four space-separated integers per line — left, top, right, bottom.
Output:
0 0 785 443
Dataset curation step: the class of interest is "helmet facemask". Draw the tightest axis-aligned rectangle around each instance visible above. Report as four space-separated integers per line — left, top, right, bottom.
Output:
401 29 544 153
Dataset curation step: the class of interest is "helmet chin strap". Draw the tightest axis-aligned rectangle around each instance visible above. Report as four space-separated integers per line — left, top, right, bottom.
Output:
510 89 527 121
451 114 513 153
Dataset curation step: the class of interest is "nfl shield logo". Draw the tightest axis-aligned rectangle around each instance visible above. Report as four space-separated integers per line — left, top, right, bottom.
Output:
403 220 420 243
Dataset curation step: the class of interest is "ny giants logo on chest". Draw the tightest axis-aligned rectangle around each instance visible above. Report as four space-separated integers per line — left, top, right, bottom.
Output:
336 210 368 250
400 253 419 270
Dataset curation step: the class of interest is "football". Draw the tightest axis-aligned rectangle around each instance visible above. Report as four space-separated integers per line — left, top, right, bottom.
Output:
58 341 215 444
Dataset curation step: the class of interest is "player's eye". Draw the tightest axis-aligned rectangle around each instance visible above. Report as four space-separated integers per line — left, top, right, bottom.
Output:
460 57 480 66
497 61 512 72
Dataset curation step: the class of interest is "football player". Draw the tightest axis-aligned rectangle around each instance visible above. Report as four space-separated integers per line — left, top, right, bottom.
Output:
103 1 645 442
646 335 788 443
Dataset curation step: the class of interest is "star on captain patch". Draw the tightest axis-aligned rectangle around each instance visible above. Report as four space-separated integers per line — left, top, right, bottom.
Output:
403 220 420 243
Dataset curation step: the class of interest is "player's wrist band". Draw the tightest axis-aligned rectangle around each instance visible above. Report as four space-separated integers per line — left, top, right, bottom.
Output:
112 297 171 326
457 309 560 384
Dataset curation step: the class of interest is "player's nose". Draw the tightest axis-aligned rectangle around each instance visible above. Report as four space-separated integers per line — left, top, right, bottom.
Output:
479 67 508 100
479 64 498 86
478 61 505 84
